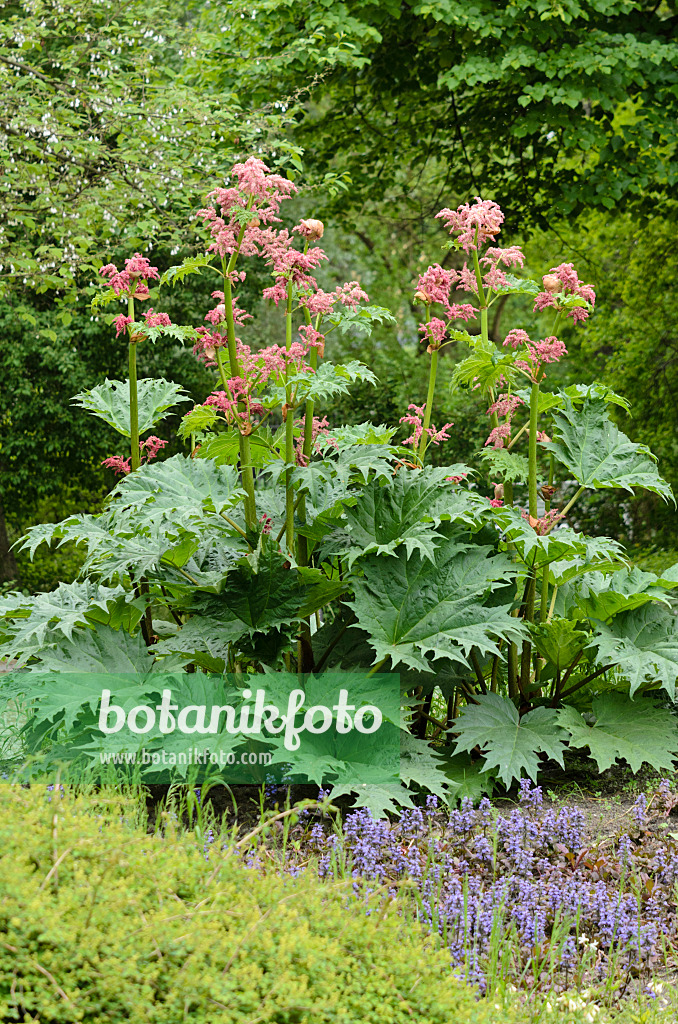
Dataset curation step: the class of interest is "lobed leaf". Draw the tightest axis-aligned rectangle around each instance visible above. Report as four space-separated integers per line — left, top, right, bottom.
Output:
543 397 673 503
72 378 189 437
452 693 567 788
558 694 678 773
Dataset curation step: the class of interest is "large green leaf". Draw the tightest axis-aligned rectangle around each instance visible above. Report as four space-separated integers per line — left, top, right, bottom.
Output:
558 694 678 773
0 582 125 665
325 304 397 337
529 618 589 673
72 378 189 437
544 397 673 502
451 693 567 787
191 546 345 638
19 626 155 731
568 567 678 622
478 447 529 484
348 532 523 672
343 468 470 566
587 604 678 699
196 429 279 468
399 732 458 804
440 751 496 802
265 361 377 409
451 336 518 394
159 252 215 287
110 454 244 518
152 615 248 667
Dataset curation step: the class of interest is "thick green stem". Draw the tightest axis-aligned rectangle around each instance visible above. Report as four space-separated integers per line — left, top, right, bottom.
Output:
127 295 141 472
539 456 555 623
508 641 519 699
471 244 487 314
282 277 297 556
285 279 293 352
222 271 256 529
419 347 439 461
298 309 321 569
528 380 540 518
284 409 295 555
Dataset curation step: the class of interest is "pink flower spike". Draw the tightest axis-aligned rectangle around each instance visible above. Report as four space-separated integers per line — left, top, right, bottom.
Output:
399 405 426 447
415 264 457 307
533 292 558 313
102 455 132 475
124 253 160 280
427 422 454 445
567 306 590 325
445 473 468 484
100 263 131 296
487 393 524 418
140 435 168 461
448 303 477 322
456 263 478 294
503 329 531 349
527 336 568 366
333 281 369 310
418 318 447 347
482 246 525 269
143 308 172 328
549 262 580 292
482 266 508 291
436 197 504 252
299 289 337 316
489 498 503 508
113 314 133 338
484 423 511 449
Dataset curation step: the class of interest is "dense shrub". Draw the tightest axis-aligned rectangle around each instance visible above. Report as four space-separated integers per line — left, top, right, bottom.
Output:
0 786 519 1024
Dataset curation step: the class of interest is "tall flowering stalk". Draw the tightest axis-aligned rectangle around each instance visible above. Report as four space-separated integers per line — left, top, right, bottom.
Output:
409 197 596 702
100 253 161 472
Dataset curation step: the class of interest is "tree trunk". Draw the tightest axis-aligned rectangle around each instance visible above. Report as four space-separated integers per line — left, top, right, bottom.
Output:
0 503 17 584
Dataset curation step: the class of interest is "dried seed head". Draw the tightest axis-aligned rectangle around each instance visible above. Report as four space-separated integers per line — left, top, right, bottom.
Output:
298 218 324 241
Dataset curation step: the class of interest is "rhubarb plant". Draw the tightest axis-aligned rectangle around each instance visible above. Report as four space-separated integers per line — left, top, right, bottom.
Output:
2 162 678 810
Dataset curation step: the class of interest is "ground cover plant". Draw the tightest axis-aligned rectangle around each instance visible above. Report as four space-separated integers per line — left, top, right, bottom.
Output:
4 778 678 1023
0 783 527 1024
254 776 678 1020
1 158 678 812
